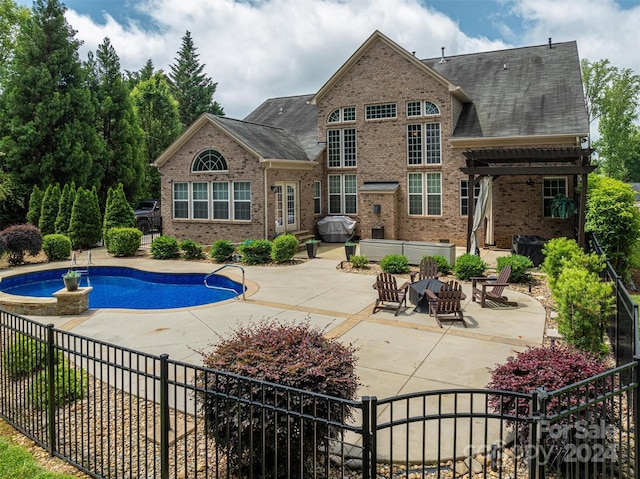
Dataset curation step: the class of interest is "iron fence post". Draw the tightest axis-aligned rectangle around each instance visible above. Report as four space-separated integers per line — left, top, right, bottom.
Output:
361 396 370 479
46 323 56 456
370 396 378 479
160 353 170 479
634 355 640 479
528 389 538 479
535 388 548 479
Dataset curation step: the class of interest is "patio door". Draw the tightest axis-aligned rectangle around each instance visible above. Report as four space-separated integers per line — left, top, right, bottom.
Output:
274 182 299 234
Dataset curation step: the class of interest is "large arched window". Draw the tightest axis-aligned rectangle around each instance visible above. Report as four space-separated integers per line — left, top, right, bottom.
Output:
192 149 228 172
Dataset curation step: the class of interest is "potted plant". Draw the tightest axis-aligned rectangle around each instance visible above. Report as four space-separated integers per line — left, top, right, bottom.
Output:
306 239 320 259
63 269 81 291
344 241 356 261
551 194 577 219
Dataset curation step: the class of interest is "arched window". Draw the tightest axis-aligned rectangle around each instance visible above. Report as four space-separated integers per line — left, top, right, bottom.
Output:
424 101 440 115
192 149 227 172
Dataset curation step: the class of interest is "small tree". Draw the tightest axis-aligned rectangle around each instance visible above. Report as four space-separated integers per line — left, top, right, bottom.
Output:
0 224 42 265
68 187 102 249
38 183 61 235
197 320 359 478
103 183 135 249
26 185 43 226
54 182 74 234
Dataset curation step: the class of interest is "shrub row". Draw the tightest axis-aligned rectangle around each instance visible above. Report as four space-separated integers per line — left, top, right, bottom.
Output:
542 237 612 355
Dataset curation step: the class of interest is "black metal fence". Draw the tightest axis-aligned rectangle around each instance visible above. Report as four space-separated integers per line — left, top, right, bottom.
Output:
139 218 162 249
588 233 640 366
1 310 638 479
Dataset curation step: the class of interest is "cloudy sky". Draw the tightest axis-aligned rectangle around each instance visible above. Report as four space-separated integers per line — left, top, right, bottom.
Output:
14 0 640 120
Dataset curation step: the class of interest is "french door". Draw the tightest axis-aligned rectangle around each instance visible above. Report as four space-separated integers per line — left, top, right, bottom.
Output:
274 182 299 234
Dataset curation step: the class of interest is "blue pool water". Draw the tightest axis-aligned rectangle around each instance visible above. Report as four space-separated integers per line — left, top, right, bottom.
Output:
0 267 244 310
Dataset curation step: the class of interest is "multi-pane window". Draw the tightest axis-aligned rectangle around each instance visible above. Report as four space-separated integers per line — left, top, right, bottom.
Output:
327 106 356 123
543 177 567 217
460 179 481 216
406 101 440 117
408 172 442 216
365 103 397 120
192 149 227 172
212 182 229 219
192 182 209 219
172 182 250 221
233 182 251 221
173 183 189 219
327 128 357 167
313 181 322 215
328 174 357 215
407 123 441 165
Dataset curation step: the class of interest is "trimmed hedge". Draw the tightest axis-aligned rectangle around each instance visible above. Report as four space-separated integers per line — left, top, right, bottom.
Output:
42 234 72 262
105 228 142 256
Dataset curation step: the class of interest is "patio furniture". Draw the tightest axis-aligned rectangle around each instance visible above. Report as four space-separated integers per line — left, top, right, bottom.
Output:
409 278 444 313
471 264 517 308
372 272 410 316
426 280 466 328
409 257 441 283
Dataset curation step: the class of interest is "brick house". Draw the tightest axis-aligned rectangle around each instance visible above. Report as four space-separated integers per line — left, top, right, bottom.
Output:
154 30 593 250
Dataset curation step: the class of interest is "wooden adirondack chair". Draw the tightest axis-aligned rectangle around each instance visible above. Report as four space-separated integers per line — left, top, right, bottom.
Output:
426 280 466 328
372 272 410 316
409 257 441 283
471 264 517 308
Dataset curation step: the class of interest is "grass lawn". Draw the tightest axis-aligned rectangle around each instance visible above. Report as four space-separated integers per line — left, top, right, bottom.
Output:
0 421 86 478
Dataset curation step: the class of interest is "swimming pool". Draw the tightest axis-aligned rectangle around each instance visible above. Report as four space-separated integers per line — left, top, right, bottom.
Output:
0 267 245 310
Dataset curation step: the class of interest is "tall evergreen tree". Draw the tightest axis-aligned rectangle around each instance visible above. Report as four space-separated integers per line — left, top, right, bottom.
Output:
130 72 182 198
169 30 224 126
0 0 103 203
89 37 145 205
69 186 102 249
55 182 72 234
26 184 43 226
103 183 135 249
38 183 60 235
0 0 30 88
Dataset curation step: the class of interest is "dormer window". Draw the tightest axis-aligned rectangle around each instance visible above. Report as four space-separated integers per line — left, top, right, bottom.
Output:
327 106 356 123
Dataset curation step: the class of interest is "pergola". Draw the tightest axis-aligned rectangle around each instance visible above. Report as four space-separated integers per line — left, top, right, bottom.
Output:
460 146 595 251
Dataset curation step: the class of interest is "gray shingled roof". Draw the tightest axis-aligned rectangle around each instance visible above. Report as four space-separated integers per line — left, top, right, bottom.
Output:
206 114 313 161
243 94 323 160
423 41 589 138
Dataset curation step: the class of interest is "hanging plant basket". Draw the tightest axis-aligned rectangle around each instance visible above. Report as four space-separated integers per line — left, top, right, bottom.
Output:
551 194 577 219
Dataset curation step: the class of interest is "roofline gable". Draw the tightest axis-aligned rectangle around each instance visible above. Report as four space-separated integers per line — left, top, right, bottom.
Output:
154 114 263 168
310 30 471 105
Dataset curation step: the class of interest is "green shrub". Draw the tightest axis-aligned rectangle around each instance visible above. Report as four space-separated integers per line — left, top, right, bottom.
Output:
238 239 272 265
586 175 640 283
488 345 609 448
271 234 298 263
179 239 205 260
42 234 71 262
453 253 486 280
0 224 43 265
2 334 61 380
380 254 409 274
38 183 61 236
102 184 135 249
68 187 102 249
425 255 451 275
26 184 43 227
209 240 235 262
496 254 533 283
541 237 583 289
28 362 88 410
197 320 359 478
105 228 142 256
150 235 180 259
350 254 369 268
554 266 614 355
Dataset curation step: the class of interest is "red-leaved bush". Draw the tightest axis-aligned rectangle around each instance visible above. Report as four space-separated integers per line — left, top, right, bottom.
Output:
197 320 359 478
0 224 42 265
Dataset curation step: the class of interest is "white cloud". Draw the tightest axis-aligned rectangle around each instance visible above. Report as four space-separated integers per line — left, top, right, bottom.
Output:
65 0 509 119
62 0 639 124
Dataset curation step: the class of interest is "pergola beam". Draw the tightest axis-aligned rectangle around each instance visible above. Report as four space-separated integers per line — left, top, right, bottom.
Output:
460 165 596 176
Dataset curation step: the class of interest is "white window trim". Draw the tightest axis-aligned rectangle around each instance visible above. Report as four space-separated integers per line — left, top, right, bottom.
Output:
407 123 441 165
328 174 357 215
327 106 356 124
327 128 357 168
171 181 251 221
313 181 322 215
365 103 397 120
408 172 442 217
543 177 568 218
